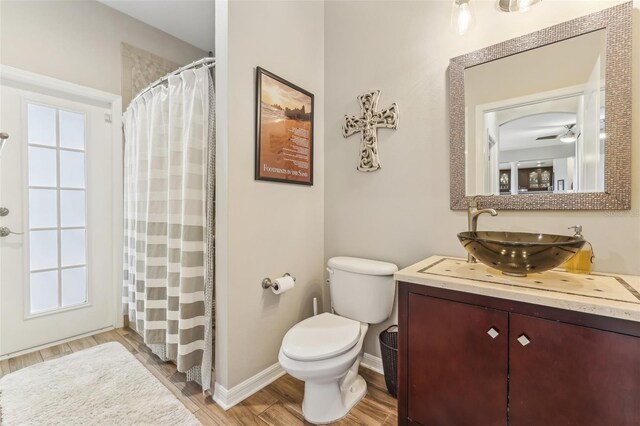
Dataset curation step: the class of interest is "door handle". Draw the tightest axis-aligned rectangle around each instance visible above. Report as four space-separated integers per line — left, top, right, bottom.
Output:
0 226 23 237
487 327 500 339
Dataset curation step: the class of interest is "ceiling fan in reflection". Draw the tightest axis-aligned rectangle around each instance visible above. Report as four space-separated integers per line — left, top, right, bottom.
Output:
536 124 580 144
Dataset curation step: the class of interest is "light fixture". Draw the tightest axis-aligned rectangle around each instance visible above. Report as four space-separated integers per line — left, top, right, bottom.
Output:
451 0 475 36
560 128 577 143
497 0 542 13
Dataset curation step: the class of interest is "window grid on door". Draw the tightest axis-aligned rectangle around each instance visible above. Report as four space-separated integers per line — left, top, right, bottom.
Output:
27 103 88 315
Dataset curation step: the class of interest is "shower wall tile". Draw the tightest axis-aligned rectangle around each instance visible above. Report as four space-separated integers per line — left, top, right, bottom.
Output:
121 43 180 110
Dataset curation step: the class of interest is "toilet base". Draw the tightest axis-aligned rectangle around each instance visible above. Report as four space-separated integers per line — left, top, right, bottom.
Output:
302 374 367 424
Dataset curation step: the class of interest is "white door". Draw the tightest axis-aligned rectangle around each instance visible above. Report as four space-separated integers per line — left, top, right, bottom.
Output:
0 83 117 356
580 57 603 192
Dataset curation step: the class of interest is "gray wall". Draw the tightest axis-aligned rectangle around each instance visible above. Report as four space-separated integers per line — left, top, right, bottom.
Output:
500 144 576 163
0 1 206 95
324 0 640 358
215 0 325 389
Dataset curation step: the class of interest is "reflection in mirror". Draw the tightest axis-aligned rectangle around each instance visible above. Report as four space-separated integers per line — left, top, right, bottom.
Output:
450 2 631 210
465 29 606 196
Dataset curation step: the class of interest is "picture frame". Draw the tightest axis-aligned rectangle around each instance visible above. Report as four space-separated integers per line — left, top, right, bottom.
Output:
499 169 511 193
255 67 314 185
557 179 565 191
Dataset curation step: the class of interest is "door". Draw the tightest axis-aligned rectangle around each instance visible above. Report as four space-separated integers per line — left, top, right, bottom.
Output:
509 314 640 425
407 294 508 425
579 56 603 192
0 84 116 356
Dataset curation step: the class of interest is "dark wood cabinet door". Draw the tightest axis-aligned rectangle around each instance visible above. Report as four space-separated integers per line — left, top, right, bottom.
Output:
407 294 508 426
509 314 640 426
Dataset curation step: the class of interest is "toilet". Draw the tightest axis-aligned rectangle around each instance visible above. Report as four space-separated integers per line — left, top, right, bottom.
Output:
278 256 398 424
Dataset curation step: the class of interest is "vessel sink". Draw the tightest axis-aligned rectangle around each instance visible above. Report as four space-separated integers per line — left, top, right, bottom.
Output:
457 231 586 277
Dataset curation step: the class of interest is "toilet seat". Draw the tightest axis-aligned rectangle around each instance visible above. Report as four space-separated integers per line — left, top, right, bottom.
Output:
282 313 361 362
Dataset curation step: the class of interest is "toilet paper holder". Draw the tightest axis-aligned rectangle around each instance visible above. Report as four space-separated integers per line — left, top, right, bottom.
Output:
262 273 296 291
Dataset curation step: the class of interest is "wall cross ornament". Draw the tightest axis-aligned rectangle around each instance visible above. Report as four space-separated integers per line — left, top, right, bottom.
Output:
342 90 399 172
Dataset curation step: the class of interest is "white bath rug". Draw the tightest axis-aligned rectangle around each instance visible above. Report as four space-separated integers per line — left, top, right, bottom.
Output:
0 342 200 426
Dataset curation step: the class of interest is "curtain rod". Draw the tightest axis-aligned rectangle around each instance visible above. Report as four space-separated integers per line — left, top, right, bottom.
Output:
128 56 215 107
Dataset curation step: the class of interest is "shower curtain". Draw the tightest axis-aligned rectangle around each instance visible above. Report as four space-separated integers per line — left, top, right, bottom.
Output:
122 65 215 391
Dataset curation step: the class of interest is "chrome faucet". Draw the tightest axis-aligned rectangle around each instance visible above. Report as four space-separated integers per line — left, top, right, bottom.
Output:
467 196 498 263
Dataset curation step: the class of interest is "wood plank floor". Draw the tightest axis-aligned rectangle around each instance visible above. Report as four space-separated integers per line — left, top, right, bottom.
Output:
0 328 398 425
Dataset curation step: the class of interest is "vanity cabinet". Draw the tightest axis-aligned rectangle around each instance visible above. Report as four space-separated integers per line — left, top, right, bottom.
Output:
406 294 508 425
509 314 640 425
398 282 640 426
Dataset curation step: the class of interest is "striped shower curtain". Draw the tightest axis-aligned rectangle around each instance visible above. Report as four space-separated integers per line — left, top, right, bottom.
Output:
122 65 214 391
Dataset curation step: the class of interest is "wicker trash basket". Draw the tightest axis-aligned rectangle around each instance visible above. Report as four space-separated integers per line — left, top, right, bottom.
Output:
379 325 398 398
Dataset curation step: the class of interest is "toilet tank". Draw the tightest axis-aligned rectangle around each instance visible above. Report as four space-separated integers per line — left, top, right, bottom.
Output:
327 257 398 324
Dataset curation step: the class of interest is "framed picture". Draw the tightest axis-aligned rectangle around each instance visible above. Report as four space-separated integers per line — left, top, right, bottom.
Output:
255 67 314 185
557 179 565 191
499 170 511 193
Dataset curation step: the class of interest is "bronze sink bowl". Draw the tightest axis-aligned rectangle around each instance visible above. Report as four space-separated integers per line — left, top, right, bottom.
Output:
457 231 586 277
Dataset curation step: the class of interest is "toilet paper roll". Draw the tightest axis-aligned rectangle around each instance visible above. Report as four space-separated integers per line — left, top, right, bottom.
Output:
272 275 295 295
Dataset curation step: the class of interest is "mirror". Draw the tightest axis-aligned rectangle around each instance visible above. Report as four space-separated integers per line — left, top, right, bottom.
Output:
449 2 631 210
465 30 606 196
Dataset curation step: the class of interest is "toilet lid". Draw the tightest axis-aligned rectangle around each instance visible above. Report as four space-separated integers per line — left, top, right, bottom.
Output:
282 313 361 362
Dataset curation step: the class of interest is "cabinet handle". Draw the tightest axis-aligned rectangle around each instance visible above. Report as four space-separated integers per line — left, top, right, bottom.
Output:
487 327 499 339
517 334 531 347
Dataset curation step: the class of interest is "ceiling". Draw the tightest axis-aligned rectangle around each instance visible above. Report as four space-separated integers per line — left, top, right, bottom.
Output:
508 160 554 169
499 111 577 151
493 95 581 152
98 1 215 53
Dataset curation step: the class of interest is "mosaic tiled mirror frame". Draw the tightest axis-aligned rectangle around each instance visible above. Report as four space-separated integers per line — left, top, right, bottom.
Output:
449 2 632 210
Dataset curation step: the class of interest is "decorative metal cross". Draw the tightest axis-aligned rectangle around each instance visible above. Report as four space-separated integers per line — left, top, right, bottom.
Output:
342 90 399 172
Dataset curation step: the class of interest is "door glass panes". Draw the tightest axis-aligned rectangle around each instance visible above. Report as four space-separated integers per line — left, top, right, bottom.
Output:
27 103 88 314
59 111 85 150
28 147 57 187
29 189 57 228
30 271 59 313
59 150 85 188
27 104 56 147
62 267 87 307
60 191 85 227
61 229 86 267
30 230 58 271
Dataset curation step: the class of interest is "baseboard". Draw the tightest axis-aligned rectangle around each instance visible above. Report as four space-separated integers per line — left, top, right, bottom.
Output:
212 353 383 410
361 352 384 375
0 326 114 360
212 362 285 410
212 383 231 410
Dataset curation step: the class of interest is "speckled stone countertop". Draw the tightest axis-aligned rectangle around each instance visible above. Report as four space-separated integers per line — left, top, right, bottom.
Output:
395 256 640 322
